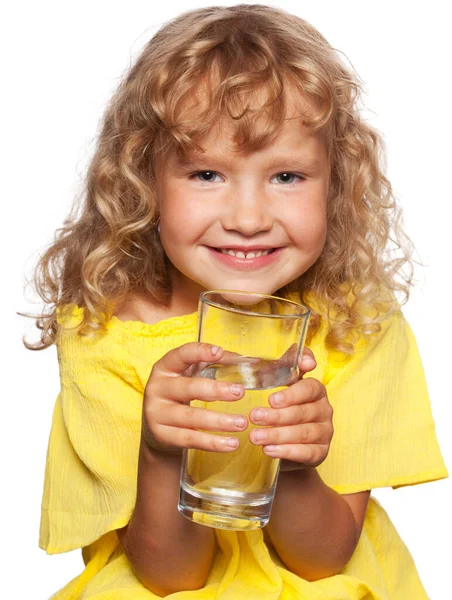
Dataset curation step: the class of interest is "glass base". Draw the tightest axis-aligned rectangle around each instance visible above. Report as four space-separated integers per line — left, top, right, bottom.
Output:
178 484 271 531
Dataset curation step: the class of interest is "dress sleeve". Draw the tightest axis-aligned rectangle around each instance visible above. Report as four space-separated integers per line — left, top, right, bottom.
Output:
314 308 448 494
39 313 145 554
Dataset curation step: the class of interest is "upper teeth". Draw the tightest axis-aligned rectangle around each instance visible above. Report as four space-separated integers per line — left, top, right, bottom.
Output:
220 249 271 259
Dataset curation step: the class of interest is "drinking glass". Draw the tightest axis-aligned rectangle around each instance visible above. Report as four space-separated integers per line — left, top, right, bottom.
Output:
178 290 310 531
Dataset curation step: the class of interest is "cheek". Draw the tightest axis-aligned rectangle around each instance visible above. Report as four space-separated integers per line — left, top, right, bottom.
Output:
160 192 211 242
285 199 327 248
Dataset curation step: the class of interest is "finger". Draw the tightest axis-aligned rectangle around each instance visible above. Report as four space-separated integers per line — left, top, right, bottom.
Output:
249 402 318 427
268 378 326 408
157 375 245 403
277 343 299 368
216 350 261 366
153 342 223 376
298 347 317 375
193 351 261 377
300 346 316 362
152 424 240 453
250 422 332 447
262 443 329 466
280 459 306 472
160 403 248 433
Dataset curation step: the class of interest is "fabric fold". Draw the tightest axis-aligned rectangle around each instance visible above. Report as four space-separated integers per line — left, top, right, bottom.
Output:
40 301 448 598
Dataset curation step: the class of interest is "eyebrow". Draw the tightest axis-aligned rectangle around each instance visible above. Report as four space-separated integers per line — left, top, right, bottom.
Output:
174 153 322 171
265 155 323 171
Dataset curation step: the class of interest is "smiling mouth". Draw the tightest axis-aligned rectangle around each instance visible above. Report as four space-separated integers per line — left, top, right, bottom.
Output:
213 248 276 259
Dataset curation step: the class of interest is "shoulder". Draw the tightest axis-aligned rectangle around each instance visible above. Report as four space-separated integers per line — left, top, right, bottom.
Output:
55 310 147 402
55 304 137 384
302 290 409 384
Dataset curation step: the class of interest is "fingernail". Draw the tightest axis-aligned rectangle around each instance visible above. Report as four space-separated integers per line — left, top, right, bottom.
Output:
211 345 221 355
253 429 266 442
270 392 284 406
263 445 280 455
230 384 242 395
226 437 239 448
233 416 246 427
302 356 316 368
254 408 266 421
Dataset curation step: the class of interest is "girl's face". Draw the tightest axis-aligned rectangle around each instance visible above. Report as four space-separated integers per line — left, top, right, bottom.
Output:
157 116 329 310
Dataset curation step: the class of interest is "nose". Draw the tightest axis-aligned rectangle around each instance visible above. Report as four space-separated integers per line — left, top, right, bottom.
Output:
221 184 273 235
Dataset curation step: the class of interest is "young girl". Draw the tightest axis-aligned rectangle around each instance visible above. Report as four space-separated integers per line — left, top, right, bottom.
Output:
29 4 448 599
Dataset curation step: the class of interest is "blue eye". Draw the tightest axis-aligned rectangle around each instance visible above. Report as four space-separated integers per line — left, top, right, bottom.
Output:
272 173 305 185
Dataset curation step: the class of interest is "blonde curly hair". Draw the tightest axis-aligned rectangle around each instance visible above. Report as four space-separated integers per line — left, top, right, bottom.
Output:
27 4 415 353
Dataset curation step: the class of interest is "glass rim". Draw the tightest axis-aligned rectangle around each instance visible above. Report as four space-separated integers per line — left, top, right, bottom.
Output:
199 289 311 319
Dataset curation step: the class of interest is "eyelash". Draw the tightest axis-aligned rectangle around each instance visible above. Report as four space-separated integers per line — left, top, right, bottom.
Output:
188 171 306 185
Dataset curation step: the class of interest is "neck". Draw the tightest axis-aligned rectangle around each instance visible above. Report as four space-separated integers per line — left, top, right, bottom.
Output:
168 267 205 316
114 268 205 325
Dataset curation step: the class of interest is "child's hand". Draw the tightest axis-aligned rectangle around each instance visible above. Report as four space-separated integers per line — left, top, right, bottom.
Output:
142 343 247 453
249 349 333 470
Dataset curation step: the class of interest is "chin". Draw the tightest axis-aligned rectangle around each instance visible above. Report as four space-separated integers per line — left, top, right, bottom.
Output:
206 281 283 296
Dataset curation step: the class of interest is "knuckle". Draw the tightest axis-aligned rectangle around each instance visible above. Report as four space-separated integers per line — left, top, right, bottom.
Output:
213 380 227 397
181 404 194 425
274 409 283 425
264 406 278 424
320 421 333 443
272 428 281 444
144 378 158 399
303 445 314 463
186 377 199 397
220 415 230 430
307 377 323 395
300 425 311 443
199 342 215 357
279 387 291 406
316 380 327 398
180 342 200 362
298 404 308 422
212 436 224 452
176 344 188 362
263 427 277 444
210 435 227 452
304 378 318 398
220 415 235 430
143 407 156 430
150 426 166 448
182 429 197 448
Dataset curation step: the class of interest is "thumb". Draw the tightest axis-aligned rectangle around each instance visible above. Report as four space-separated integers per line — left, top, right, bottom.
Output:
298 347 317 376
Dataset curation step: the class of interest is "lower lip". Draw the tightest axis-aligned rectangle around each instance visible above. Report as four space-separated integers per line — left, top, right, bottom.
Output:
207 248 283 270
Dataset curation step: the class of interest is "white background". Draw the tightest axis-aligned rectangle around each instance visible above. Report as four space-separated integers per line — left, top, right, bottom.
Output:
3 1 451 598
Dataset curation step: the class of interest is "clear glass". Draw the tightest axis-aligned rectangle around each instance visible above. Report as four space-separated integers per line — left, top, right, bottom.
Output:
178 290 310 530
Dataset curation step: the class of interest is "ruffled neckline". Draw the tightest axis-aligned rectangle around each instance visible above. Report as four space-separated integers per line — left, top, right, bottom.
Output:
108 310 198 336
59 291 317 338
57 304 198 338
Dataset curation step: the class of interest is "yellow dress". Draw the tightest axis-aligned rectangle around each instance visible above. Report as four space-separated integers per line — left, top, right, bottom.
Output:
40 295 448 599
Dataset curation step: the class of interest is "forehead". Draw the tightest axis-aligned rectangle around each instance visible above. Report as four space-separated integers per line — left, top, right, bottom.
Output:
177 118 325 162
177 91 323 157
